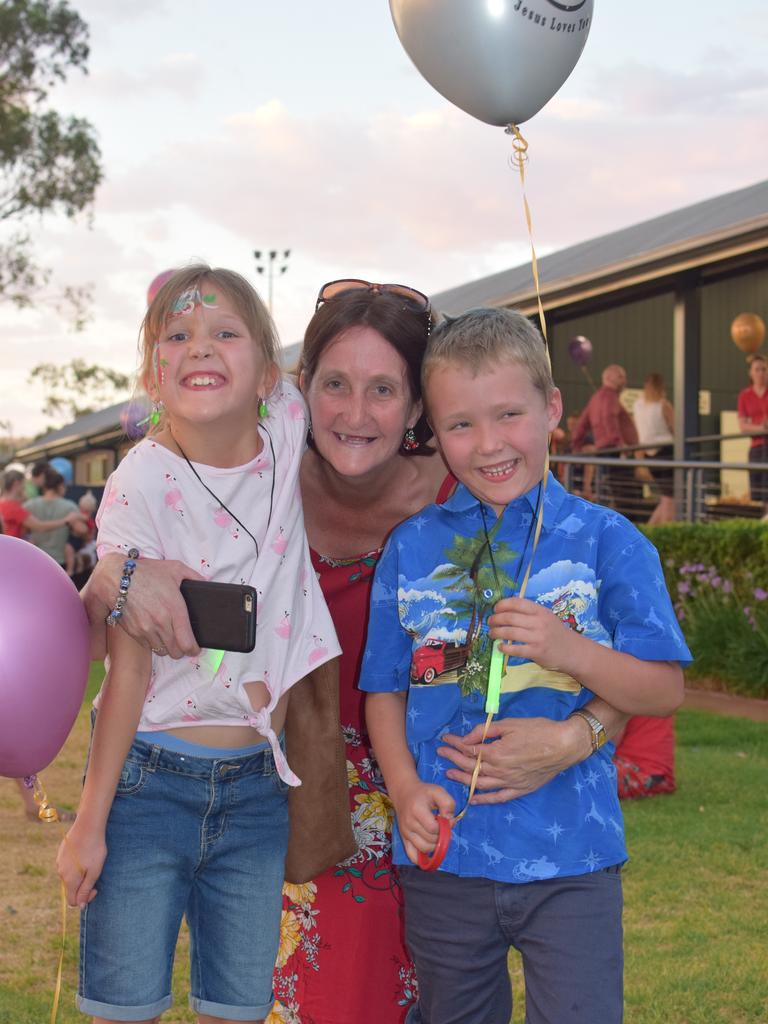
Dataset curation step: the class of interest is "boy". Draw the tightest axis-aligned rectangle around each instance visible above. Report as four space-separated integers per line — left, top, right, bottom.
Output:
360 308 690 1024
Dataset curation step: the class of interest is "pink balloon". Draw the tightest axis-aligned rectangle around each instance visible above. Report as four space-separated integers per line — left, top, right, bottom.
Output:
147 268 176 305
0 537 90 777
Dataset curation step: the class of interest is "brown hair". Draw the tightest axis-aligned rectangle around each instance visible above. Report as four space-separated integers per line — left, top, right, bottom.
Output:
1 469 24 494
643 373 666 401
137 264 280 428
300 290 434 454
42 468 65 492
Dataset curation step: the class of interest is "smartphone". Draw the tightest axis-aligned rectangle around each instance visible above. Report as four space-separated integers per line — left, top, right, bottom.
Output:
180 580 257 653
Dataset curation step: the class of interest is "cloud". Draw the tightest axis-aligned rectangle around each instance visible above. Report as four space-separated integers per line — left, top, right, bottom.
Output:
67 53 204 101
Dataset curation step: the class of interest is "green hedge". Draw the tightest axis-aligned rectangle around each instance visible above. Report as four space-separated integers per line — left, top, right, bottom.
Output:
641 520 768 698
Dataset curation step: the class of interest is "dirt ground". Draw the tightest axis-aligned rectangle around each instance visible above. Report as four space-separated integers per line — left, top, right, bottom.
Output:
683 687 768 722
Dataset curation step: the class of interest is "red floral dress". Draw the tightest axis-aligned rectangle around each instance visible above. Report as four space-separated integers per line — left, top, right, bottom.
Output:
270 476 454 1024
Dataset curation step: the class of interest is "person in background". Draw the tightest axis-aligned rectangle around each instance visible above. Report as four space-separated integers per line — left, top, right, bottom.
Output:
737 353 768 519
0 469 83 540
571 363 640 517
23 467 87 571
69 490 99 590
26 460 51 499
613 715 676 799
551 410 594 499
633 372 676 525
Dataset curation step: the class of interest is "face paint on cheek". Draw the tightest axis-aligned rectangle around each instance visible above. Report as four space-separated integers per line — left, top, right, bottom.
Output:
152 343 168 387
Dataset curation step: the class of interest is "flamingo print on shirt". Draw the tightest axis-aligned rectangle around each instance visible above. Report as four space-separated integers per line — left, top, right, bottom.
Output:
212 505 240 540
275 611 291 640
308 635 330 666
164 474 185 517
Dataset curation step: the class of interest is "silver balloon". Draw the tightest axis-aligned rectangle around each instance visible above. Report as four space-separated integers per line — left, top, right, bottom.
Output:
389 0 594 127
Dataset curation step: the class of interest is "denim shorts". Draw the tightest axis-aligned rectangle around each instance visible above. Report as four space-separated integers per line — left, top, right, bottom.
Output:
78 735 289 1022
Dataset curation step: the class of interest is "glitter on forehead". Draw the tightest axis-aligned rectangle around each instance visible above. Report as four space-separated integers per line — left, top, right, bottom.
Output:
169 288 219 318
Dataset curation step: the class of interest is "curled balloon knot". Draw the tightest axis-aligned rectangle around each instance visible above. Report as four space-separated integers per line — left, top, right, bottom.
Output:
505 123 529 171
30 776 61 823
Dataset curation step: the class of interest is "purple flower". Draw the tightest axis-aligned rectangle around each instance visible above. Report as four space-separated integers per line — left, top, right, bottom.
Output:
678 582 690 595
711 576 722 588
722 580 733 594
753 588 768 601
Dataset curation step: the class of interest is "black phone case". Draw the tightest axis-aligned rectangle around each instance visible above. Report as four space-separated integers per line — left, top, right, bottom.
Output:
180 580 257 653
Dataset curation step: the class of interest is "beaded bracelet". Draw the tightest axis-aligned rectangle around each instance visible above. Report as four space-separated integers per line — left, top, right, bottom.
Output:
105 548 140 627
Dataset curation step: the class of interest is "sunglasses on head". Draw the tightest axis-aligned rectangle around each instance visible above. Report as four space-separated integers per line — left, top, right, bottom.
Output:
315 278 431 315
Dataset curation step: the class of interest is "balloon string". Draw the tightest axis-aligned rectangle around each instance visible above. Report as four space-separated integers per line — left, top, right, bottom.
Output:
454 128 554 826
452 453 551 820
581 364 598 392
505 123 549 353
24 775 71 1024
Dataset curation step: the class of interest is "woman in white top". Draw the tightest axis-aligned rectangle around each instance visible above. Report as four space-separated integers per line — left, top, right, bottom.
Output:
633 372 675 524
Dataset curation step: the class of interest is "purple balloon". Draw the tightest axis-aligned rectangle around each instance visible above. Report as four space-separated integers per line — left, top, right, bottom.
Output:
120 399 150 441
568 335 593 368
0 537 90 777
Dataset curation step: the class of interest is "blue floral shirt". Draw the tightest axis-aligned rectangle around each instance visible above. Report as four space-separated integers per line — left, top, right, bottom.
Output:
359 473 691 883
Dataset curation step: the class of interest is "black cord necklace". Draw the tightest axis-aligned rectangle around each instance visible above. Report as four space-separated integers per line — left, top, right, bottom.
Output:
170 426 276 557
477 484 542 599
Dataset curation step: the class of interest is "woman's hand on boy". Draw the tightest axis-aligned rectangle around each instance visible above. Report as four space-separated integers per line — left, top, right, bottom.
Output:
391 780 455 864
56 822 107 909
438 716 587 802
488 596 580 673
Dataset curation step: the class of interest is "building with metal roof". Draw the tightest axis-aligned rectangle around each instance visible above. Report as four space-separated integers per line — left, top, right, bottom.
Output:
13 179 768 491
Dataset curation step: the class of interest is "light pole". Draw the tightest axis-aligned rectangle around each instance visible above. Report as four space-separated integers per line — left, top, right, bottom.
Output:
254 248 291 314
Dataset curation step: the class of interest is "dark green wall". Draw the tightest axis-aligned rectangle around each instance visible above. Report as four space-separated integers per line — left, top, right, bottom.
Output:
548 266 768 438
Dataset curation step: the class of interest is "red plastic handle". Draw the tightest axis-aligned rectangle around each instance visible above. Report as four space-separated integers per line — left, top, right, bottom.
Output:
416 815 452 871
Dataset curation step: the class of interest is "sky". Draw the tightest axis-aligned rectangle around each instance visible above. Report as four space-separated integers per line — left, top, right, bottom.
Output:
2 0 768 439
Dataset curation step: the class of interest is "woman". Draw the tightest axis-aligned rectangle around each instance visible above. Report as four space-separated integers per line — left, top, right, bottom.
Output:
633 372 675 525
84 280 628 1024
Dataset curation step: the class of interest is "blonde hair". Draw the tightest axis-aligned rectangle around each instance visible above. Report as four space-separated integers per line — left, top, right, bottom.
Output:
422 307 553 398
137 264 280 427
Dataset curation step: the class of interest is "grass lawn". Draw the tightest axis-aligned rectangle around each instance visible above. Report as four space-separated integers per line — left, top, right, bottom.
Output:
1 665 765 1023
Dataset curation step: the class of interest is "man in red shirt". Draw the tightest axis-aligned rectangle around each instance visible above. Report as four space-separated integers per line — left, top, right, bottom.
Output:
737 354 768 517
571 364 641 517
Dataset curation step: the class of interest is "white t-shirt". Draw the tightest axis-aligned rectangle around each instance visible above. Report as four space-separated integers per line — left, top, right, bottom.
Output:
633 396 673 451
95 378 340 784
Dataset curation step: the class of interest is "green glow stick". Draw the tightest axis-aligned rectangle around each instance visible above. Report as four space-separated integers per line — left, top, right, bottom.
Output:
485 640 504 715
209 649 225 673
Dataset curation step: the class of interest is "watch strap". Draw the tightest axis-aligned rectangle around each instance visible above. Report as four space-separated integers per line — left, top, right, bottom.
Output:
570 708 607 753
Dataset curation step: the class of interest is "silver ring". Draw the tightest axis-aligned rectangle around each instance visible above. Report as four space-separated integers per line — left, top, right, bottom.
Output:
151 646 167 656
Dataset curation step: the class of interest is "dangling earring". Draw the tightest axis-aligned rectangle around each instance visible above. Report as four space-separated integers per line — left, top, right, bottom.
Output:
258 397 269 419
402 427 418 451
138 400 164 429
307 418 314 440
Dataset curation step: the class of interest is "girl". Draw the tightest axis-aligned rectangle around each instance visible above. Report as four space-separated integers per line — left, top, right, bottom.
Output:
57 265 339 1024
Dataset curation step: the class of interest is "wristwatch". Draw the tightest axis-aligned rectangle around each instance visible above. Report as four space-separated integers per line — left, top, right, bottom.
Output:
570 708 607 754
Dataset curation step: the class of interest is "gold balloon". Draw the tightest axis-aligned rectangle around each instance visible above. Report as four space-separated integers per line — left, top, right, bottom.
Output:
730 312 765 355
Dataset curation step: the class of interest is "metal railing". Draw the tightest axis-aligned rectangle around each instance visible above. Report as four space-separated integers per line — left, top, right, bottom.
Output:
550 450 765 524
